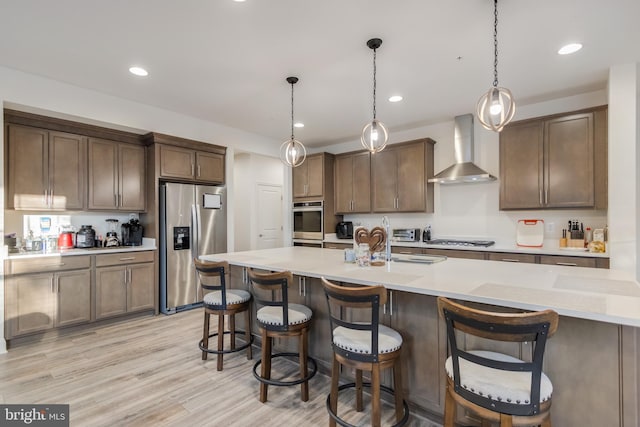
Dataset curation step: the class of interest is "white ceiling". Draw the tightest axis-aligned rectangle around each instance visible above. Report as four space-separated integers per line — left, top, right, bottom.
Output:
1 0 639 147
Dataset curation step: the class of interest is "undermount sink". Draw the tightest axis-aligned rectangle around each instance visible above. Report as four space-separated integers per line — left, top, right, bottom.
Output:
391 254 447 264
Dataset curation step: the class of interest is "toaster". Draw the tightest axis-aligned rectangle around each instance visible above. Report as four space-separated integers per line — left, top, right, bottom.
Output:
392 228 421 242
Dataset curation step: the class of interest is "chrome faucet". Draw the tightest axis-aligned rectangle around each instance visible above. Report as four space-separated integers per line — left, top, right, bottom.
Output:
382 215 391 261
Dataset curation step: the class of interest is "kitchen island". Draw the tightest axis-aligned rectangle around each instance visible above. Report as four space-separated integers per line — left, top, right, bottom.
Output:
201 246 640 426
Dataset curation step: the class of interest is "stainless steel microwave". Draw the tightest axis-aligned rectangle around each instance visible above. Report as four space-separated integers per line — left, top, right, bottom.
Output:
293 201 323 240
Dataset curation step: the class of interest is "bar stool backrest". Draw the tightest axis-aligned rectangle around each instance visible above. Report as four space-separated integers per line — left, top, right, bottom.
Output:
437 297 559 417
321 278 388 363
248 269 294 332
194 259 230 307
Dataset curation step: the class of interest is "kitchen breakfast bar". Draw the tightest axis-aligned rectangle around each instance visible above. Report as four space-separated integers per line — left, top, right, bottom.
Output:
201 246 640 427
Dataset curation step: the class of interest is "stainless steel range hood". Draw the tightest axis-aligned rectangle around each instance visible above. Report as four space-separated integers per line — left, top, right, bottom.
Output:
428 114 496 184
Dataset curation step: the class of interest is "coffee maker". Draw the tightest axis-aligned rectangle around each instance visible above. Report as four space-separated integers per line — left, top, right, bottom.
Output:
104 219 120 247
121 219 144 246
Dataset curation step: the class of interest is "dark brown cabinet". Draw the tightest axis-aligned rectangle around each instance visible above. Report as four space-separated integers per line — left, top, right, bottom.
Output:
500 106 607 210
293 154 325 199
95 251 155 320
6 124 86 210
88 138 146 211
371 139 435 213
4 255 92 339
334 151 371 213
158 144 224 184
386 291 446 414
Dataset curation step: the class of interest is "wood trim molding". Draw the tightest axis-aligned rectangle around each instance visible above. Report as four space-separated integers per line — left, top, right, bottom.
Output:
143 132 226 155
4 109 144 145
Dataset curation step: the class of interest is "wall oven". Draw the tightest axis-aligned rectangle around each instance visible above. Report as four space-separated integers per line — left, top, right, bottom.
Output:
292 201 323 244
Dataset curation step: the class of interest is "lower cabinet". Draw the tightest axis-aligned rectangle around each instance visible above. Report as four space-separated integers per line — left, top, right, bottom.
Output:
385 291 446 415
95 252 155 320
301 276 333 370
4 257 92 339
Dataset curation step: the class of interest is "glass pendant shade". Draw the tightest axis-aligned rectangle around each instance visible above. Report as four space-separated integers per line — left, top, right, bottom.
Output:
476 86 515 132
361 119 389 153
280 138 306 167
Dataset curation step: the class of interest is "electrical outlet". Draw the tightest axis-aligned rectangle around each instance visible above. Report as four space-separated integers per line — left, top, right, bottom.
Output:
546 222 555 233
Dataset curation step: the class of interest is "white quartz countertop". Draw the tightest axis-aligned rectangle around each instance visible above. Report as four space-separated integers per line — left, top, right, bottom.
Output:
323 234 609 258
201 246 639 328
6 239 156 259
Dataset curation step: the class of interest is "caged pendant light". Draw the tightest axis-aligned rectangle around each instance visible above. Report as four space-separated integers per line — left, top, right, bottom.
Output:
476 0 515 132
280 76 307 167
361 38 389 153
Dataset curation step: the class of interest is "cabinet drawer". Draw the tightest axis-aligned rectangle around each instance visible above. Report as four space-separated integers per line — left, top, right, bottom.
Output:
539 255 597 268
487 252 537 264
423 248 486 260
7 255 91 275
323 243 353 250
391 246 423 255
96 251 154 267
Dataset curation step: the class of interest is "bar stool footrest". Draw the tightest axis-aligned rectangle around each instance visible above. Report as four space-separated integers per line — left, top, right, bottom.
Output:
199 330 254 355
326 382 410 427
253 352 318 387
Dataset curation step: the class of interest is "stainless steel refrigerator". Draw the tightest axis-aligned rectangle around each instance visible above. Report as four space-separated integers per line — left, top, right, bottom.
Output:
159 182 227 314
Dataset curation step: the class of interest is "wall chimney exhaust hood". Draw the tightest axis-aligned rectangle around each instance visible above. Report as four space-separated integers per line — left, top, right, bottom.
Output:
428 114 497 184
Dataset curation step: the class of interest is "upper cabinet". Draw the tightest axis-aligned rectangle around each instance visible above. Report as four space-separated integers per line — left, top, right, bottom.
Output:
334 151 371 213
293 154 325 199
371 139 436 213
500 106 607 210
88 138 146 212
6 124 86 210
292 153 334 201
142 132 226 184
158 143 225 184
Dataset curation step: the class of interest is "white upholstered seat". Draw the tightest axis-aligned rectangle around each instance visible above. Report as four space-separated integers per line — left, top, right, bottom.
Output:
203 289 251 306
333 324 403 354
256 303 312 326
445 350 553 405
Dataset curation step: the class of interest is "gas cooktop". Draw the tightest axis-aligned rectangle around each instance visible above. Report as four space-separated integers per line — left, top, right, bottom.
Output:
425 239 495 247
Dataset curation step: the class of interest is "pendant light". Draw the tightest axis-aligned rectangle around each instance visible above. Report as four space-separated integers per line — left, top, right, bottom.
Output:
361 38 389 153
476 0 515 132
280 76 307 167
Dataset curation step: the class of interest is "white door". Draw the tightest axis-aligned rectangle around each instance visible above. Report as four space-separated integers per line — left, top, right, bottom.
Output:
256 183 283 249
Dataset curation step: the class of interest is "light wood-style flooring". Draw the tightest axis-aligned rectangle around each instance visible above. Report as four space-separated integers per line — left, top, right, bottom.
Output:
0 310 441 426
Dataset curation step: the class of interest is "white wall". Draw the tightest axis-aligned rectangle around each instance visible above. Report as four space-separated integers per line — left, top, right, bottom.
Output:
323 90 609 247
607 64 638 274
233 152 286 251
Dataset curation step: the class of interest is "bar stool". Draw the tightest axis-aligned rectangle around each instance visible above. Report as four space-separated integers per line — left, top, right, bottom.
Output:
321 278 409 427
248 269 317 403
437 297 559 427
194 258 253 371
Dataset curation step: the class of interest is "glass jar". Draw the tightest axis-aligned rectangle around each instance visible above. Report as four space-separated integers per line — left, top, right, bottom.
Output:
356 243 370 267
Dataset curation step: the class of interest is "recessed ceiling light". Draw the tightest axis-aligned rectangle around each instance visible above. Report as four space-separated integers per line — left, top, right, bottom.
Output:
388 95 403 103
129 66 148 76
558 43 583 55
233 0 246 2
294 122 304 128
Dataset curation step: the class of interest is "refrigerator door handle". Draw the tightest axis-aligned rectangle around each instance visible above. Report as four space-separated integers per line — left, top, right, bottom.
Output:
191 203 199 259
196 203 202 245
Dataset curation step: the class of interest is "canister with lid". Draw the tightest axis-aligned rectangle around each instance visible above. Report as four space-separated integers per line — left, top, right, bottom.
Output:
76 225 96 248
